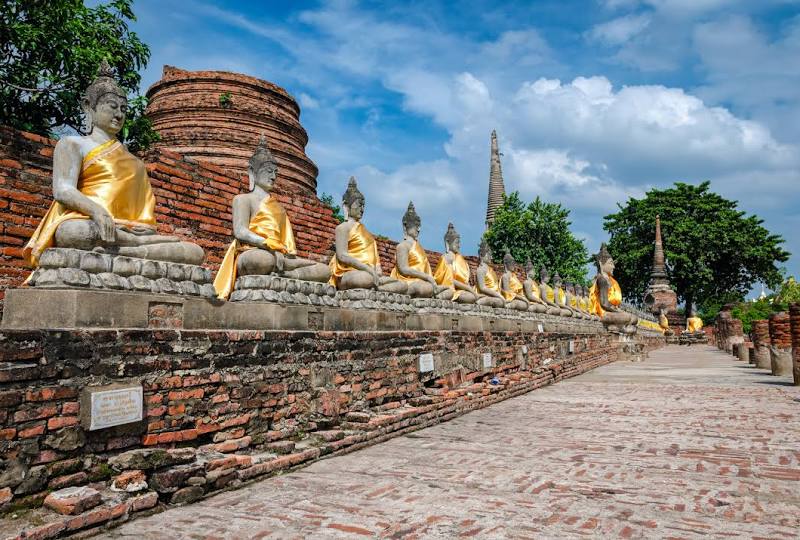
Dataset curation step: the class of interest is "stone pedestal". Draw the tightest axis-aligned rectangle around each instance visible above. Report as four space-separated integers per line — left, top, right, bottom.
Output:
752 319 771 369
768 312 791 376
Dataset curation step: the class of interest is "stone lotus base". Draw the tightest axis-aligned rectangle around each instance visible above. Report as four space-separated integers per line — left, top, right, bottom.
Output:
27 248 215 298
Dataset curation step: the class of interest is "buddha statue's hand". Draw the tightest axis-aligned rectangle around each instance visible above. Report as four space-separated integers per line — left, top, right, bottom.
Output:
274 251 286 273
369 267 380 288
90 207 116 243
124 224 156 236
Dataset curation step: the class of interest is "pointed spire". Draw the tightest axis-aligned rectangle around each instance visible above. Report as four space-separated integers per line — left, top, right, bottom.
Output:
485 129 506 229
651 214 667 279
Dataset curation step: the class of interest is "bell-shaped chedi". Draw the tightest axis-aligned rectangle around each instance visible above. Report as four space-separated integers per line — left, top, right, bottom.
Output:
145 66 318 195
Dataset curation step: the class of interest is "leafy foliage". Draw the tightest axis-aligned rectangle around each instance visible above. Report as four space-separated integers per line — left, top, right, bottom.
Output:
604 182 789 309
319 192 344 223
0 0 157 150
731 298 776 334
774 277 800 307
484 192 589 284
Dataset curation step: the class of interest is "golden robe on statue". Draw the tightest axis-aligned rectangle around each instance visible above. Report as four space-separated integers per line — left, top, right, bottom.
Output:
23 139 156 267
328 223 380 287
481 266 501 295
659 313 670 330
589 275 622 317
433 253 470 300
213 196 297 300
390 241 432 282
686 316 704 333
543 283 555 303
501 273 525 302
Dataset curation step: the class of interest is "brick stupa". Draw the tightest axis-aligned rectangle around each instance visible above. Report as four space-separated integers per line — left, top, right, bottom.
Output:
146 66 318 195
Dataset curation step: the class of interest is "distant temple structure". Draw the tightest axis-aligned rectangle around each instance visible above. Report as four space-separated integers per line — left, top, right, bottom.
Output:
644 215 678 315
146 66 318 195
485 130 506 229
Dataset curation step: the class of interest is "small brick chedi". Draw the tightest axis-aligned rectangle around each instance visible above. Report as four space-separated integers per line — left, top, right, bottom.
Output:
0 62 665 536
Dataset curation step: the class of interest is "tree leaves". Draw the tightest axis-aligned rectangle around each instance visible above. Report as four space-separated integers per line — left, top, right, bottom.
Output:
484 192 589 284
0 0 157 151
603 182 789 309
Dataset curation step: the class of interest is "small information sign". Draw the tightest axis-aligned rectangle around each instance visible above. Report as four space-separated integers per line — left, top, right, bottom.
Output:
537 323 544 333
84 385 143 431
418 353 434 373
482 352 493 368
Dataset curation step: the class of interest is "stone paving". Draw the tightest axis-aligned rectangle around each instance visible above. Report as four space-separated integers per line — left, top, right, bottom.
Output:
104 346 800 539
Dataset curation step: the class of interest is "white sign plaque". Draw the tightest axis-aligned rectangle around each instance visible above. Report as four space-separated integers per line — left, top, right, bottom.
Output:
569 340 575 353
418 353 434 373
88 386 143 431
482 352 493 368
537 324 544 333
521 345 528 354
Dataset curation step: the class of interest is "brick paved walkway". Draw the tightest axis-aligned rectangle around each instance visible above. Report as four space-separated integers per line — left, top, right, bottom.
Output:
105 346 800 539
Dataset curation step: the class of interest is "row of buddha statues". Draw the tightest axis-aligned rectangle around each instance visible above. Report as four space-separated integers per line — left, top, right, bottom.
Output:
20 62 639 332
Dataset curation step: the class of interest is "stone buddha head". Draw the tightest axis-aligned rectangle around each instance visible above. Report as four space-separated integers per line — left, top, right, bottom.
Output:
553 272 563 290
342 176 365 221
566 281 575 295
525 259 537 281
540 266 550 285
503 251 515 272
248 135 278 192
444 222 460 254
479 238 492 265
82 60 127 137
594 243 615 275
402 202 421 240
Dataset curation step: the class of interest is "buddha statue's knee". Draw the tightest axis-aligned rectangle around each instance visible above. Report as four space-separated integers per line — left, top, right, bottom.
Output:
407 280 434 298
530 303 546 313
507 299 528 311
435 287 454 301
237 249 276 276
477 296 504 308
128 242 205 266
54 219 100 251
455 290 477 304
283 260 331 283
377 276 408 294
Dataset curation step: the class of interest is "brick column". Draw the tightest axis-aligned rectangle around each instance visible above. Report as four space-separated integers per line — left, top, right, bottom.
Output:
727 319 744 356
768 312 792 376
790 303 800 385
752 319 771 370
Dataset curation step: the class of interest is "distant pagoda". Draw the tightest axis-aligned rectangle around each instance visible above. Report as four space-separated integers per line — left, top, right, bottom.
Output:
485 130 506 229
644 215 678 315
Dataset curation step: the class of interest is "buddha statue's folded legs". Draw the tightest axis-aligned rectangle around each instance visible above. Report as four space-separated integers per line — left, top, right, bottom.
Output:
338 269 408 293
54 220 204 265
236 249 330 282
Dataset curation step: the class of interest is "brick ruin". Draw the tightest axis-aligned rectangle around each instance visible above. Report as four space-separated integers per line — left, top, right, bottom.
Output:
0 68 667 536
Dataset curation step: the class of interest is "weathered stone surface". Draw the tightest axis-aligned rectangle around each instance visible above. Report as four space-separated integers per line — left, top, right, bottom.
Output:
43 486 102 515
108 448 196 472
170 486 204 505
14 465 48 495
111 470 148 493
44 427 85 451
0 459 27 489
150 464 204 493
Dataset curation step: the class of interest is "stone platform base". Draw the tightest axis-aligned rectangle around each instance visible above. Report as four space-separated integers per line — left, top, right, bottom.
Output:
27 248 214 297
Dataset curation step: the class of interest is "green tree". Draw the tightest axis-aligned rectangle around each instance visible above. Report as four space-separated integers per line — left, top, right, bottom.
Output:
319 192 344 223
484 192 589 284
0 0 158 150
604 181 789 310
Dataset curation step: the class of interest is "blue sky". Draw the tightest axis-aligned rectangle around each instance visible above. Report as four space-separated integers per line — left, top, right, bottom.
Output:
129 0 800 292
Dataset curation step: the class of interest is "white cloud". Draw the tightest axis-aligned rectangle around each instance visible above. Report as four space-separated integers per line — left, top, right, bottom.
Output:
588 14 652 46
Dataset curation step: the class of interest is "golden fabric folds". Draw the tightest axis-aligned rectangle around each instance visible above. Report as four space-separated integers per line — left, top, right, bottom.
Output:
501 272 524 302
481 266 501 294
659 313 670 330
328 223 380 286
433 253 470 300
390 241 432 282
527 280 541 299
557 288 566 306
213 196 297 300
569 295 578 308
686 316 704 333
589 274 622 317
23 140 156 267
544 284 555 303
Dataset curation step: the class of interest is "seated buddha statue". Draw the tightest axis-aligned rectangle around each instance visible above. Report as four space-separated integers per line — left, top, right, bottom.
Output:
565 282 586 319
538 267 564 316
589 243 638 333
391 202 453 300
23 61 204 269
659 307 674 336
552 273 575 317
522 260 547 314
500 252 529 311
685 306 703 334
433 223 477 304
577 284 598 321
329 177 407 293
213 137 331 299
474 239 505 308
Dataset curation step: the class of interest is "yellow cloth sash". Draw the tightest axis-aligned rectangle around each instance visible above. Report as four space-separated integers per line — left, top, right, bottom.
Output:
589 274 622 317
391 240 432 282
501 272 524 302
569 295 577 308
213 196 297 299
544 284 555 303
527 280 540 300
481 266 501 294
686 316 703 333
659 314 670 329
328 222 380 286
557 288 566 306
433 253 471 300
23 139 156 267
